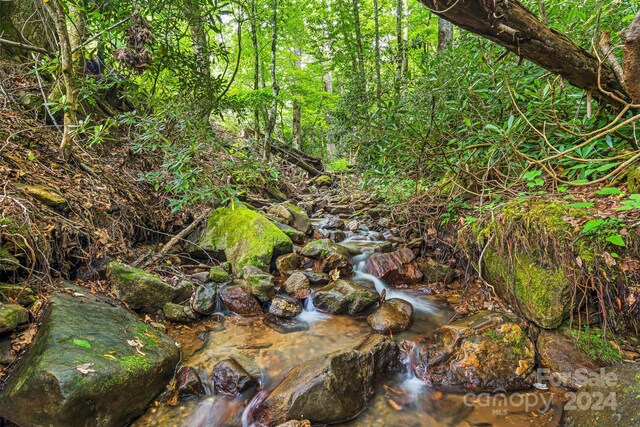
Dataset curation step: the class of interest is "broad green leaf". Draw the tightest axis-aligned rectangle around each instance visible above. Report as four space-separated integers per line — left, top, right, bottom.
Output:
606 234 626 247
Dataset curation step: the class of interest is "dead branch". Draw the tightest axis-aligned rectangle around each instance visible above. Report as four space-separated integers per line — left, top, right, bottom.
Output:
133 209 211 268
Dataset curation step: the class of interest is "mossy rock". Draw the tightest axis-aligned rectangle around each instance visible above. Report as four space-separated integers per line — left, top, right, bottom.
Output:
484 249 570 329
163 303 197 323
472 200 578 329
106 262 177 313
0 303 29 334
15 183 66 208
416 311 535 392
273 222 306 245
0 292 180 427
284 204 312 234
195 204 293 273
0 248 20 273
208 266 231 283
0 283 35 306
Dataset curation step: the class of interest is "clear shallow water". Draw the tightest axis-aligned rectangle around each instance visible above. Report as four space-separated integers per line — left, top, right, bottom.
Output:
134 238 562 427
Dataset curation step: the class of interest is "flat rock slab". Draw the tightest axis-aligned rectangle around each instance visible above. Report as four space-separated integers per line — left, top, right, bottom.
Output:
0 291 180 427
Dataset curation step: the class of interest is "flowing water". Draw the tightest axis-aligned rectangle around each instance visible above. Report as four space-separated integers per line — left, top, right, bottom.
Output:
134 236 562 427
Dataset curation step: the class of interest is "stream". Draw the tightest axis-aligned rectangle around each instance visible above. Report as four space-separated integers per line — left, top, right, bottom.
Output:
134 230 560 427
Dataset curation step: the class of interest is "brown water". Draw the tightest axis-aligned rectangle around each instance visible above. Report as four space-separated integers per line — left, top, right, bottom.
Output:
134 240 564 427
134 289 562 427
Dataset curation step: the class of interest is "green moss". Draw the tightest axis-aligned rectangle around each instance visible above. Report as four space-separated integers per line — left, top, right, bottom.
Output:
199 204 292 273
208 265 231 283
484 250 570 328
626 166 640 193
131 323 161 348
108 262 163 286
569 327 623 365
120 355 154 371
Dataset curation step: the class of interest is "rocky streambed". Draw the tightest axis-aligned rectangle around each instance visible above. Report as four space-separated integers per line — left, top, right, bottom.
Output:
1 194 638 427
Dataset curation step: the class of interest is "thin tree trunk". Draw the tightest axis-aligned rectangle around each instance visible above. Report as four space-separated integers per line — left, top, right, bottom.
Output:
68 2 86 75
437 17 453 51
250 0 260 135
47 0 78 160
264 0 279 159
351 0 366 95
395 0 404 99
373 0 382 110
292 47 302 149
186 0 210 83
417 0 629 105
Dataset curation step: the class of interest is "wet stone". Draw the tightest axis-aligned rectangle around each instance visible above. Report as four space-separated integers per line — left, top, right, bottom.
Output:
190 284 218 315
312 280 378 315
264 314 309 334
282 272 311 300
269 295 303 318
212 358 257 396
302 271 330 286
367 298 414 333
219 283 263 317
176 365 207 397
163 303 197 323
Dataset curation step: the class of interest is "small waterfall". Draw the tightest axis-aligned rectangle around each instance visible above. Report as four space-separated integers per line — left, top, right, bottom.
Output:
352 254 436 313
297 292 329 323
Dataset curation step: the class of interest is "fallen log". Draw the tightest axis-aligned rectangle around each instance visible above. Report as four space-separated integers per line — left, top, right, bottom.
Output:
269 138 325 176
418 0 631 105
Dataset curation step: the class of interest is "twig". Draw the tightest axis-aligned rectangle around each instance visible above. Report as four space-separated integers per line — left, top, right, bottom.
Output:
133 209 211 268
0 37 52 55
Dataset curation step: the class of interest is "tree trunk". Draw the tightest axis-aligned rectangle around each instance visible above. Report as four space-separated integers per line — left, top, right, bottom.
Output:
351 0 366 94
373 0 382 109
621 12 640 104
47 0 78 160
264 0 279 159
186 0 210 82
68 2 86 75
250 0 261 135
395 0 404 99
292 47 302 149
437 17 453 51
417 0 630 105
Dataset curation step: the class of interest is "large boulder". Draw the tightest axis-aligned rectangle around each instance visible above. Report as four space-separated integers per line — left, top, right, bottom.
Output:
367 298 413 333
362 248 423 286
191 204 293 273
253 334 399 426
562 364 640 426
415 311 535 392
483 249 571 329
312 280 378 315
0 292 180 427
106 262 178 313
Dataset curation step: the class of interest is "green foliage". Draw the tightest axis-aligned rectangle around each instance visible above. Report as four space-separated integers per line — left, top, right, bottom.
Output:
570 327 623 365
617 194 640 211
326 158 351 172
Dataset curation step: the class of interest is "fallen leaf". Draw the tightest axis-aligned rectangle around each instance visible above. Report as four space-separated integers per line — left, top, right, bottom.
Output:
76 363 96 374
12 324 37 354
602 252 617 267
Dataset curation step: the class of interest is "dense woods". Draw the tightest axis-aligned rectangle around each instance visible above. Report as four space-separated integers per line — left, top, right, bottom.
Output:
1 1 640 426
